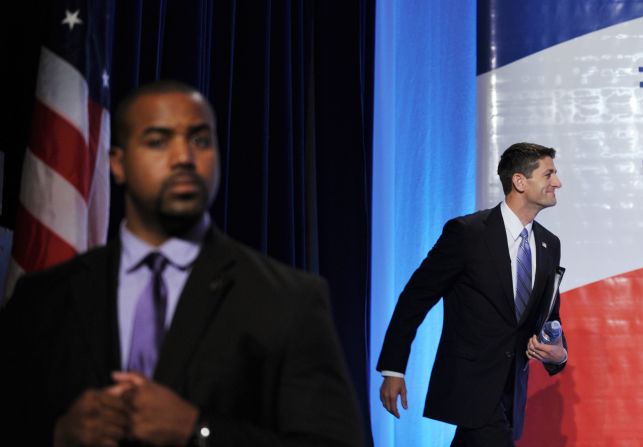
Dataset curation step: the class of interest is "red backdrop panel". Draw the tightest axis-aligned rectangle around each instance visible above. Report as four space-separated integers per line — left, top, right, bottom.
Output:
518 268 643 447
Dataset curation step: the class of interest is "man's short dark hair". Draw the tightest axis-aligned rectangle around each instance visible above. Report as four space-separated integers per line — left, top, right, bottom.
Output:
497 142 556 195
112 80 205 148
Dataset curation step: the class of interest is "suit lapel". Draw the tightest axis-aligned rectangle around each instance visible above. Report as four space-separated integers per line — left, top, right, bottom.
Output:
69 242 121 385
483 205 517 325
154 228 236 388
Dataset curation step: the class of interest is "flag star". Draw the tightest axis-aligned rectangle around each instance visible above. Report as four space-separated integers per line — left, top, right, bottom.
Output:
61 9 83 30
102 70 110 88
542 242 547 248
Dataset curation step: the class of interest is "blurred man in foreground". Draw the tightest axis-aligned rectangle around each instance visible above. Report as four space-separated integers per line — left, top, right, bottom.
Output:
0 80 363 447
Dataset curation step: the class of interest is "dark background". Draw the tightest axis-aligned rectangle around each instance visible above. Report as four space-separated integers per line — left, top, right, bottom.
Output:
2 0 374 442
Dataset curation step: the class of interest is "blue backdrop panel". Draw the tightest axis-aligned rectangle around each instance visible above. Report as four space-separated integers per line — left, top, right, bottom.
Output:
477 0 643 74
370 1 477 445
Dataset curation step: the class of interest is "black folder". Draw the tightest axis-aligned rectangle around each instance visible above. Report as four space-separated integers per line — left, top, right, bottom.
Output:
536 266 566 333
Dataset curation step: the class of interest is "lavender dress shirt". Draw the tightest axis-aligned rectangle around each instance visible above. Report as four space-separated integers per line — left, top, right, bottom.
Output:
117 215 209 370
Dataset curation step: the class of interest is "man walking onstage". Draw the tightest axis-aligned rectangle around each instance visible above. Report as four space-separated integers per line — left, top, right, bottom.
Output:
378 143 568 446
0 81 363 447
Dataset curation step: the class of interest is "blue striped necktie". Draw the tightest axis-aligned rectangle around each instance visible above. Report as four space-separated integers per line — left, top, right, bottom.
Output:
515 228 532 320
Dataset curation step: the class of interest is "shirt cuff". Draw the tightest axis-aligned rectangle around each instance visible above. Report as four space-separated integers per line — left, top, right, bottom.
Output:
545 347 568 365
556 348 568 365
381 370 405 378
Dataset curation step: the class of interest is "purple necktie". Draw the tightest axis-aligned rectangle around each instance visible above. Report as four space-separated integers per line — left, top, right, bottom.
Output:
127 252 169 378
515 228 532 320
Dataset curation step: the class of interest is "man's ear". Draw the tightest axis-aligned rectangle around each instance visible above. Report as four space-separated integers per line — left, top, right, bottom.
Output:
109 146 126 185
512 173 526 193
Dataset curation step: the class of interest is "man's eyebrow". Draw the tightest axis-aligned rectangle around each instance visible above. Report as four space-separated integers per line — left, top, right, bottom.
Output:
140 123 211 137
142 126 172 136
187 123 212 135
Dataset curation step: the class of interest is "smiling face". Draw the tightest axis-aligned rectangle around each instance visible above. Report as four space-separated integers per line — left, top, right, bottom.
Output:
518 156 562 211
110 91 220 242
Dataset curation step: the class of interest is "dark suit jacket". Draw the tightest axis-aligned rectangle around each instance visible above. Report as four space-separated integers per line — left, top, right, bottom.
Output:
0 228 363 446
377 204 566 438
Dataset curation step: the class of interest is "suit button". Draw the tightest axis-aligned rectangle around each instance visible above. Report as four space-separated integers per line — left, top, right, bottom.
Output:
505 351 515 358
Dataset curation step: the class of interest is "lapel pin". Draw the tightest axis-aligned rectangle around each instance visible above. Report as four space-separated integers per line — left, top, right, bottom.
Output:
541 242 547 248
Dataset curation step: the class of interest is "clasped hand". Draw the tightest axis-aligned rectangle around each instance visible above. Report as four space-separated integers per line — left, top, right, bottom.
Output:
53 372 198 447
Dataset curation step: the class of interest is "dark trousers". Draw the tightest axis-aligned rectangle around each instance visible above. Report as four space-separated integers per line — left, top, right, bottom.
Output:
450 373 516 447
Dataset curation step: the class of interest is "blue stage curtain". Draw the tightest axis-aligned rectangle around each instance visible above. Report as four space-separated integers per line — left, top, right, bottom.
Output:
370 1 477 445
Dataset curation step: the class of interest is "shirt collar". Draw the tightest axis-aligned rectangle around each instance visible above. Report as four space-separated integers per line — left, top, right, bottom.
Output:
120 214 210 273
500 200 533 241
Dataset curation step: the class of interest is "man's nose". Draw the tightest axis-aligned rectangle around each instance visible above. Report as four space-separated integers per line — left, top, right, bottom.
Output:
552 174 562 188
170 139 195 165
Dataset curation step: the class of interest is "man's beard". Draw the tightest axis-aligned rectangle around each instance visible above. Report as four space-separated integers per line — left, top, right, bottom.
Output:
156 171 210 236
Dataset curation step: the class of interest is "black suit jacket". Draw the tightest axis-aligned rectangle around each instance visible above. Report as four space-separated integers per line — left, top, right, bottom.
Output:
377 204 566 438
0 228 363 446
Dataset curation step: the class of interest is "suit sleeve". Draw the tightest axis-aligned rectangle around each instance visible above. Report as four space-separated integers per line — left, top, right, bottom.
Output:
377 217 467 374
203 277 364 447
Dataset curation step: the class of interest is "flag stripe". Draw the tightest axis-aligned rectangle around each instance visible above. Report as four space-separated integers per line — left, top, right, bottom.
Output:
86 110 111 247
35 47 90 142
19 149 89 252
29 101 94 200
12 203 77 273
87 98 104 182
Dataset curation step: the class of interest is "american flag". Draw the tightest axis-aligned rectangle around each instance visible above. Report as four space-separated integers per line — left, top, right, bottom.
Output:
4 0 114 302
